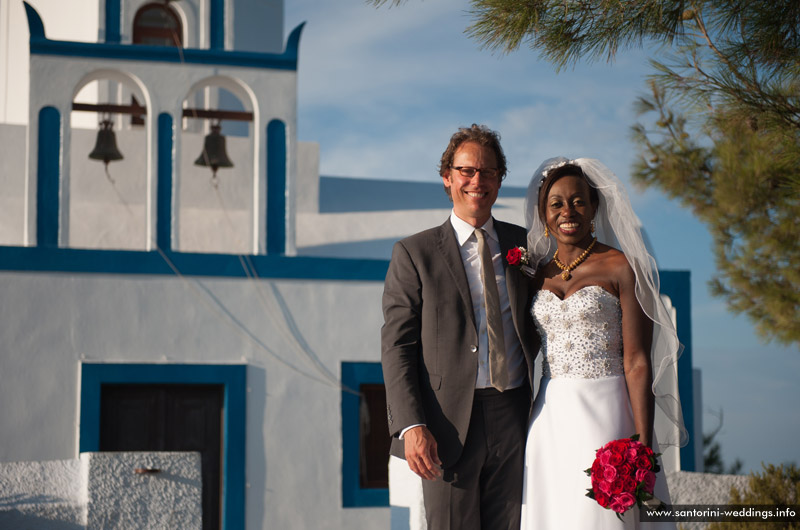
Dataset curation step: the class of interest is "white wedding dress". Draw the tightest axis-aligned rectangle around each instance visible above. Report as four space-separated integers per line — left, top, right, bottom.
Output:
520 285 674 530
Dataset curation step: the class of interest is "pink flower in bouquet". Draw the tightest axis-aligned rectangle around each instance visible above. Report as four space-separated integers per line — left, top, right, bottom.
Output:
603 465 618 482
609 492 637 513
595 477 612 495
635 468 656 494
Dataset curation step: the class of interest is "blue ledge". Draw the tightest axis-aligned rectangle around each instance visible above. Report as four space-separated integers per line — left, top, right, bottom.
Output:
0 246 390 281
23 2 304 70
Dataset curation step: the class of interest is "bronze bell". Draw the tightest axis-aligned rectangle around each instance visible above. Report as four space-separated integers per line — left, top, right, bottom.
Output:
88 120 124 164
194 123 234 176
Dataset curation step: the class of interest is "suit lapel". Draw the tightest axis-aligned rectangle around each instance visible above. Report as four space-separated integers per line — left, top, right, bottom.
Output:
495 220 525 335
435 219 477 331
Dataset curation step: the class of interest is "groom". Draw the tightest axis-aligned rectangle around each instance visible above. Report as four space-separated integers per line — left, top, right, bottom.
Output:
381 124 540 530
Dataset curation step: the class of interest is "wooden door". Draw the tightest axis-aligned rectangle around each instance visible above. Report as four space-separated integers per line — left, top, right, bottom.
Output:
100 384 223 530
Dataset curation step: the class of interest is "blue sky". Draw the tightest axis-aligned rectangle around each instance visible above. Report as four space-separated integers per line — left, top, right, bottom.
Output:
284 0 799 473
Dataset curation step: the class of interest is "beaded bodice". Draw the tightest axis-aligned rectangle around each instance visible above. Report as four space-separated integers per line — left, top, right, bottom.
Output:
532 285 623 379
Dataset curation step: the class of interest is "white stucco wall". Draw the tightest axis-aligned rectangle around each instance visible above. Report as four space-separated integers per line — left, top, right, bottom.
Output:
0 270 389 529
0 451 202 530
84 452 201 529
0 457 86 528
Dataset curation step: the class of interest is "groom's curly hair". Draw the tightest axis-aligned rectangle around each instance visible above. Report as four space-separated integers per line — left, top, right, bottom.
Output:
439 124 508 198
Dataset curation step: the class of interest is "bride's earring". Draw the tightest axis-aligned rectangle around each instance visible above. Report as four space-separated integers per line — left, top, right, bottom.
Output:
590 219 595 234
544 225 549 238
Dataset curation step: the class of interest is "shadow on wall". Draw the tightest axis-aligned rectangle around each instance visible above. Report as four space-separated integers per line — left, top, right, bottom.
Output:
0 508 84 529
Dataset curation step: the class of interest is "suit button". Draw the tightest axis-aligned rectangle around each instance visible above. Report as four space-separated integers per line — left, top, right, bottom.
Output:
470 345 478 353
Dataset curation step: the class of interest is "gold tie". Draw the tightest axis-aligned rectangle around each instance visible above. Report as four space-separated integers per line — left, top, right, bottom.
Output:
475 228 508 391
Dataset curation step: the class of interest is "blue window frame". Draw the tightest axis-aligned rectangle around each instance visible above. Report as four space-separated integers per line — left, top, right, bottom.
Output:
341 361 389 507
80 363 246 529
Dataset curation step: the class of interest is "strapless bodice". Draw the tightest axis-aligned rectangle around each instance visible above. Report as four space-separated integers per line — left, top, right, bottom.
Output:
531 285 623 379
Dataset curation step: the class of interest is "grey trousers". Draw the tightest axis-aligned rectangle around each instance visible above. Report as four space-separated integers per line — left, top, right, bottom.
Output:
421 386 530 530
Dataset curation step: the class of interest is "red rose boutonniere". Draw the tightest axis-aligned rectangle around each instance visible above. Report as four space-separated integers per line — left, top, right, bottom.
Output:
506 246 530 267
585 434 665 520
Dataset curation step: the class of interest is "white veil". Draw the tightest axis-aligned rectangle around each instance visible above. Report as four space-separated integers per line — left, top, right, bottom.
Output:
524 156 688 448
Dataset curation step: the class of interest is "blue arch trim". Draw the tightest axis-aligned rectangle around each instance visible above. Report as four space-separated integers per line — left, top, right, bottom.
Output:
210 0 224 50
267 120 287 255
104 0 121 44
341 362 389 507
659 270 695 471
156 113 174 250
80 363 246 530
23 4 304 71
37 107 60 248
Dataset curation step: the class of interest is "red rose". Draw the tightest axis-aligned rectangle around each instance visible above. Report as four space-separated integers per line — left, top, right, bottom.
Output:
506 247 522 265
636 454 653 470
608 452 625 466
622 476 637 493
609 440 628 454
610 478 625 495
619 463 633 479
595 491 611 508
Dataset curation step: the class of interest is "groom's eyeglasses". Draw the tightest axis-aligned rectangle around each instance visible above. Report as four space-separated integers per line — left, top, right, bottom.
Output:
451 166 499 179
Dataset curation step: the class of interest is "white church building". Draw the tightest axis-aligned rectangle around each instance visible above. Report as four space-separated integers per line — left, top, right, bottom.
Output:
0 0 701 528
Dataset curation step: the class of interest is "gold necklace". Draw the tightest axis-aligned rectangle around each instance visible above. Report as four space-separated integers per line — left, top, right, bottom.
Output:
552 237 597 281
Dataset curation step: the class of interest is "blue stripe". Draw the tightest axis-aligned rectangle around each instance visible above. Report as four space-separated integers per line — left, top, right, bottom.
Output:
210 0 224 50
267 120 286 254
29 40 300 70
37 107 60 247
80 363 247 530
156 113 174 250
660 270 695 471
104 0 120 44
0 246 390 281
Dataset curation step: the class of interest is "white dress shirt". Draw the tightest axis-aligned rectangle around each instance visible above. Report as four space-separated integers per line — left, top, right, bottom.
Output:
449 211 526 389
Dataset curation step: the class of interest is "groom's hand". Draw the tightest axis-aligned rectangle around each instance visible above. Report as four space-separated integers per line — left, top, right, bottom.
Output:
404 426 442 480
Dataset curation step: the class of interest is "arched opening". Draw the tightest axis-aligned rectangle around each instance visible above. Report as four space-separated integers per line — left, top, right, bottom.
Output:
177 79 256 254
68 73 149 250
133 3 183 47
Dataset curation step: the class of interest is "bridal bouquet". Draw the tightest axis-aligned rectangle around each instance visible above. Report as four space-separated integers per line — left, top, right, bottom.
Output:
585 434 661 518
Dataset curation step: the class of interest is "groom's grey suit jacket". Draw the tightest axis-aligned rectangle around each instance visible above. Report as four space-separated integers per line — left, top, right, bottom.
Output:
381 218 540 468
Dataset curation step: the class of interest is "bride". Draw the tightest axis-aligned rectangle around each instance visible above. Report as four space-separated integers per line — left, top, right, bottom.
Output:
520 158 686 529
